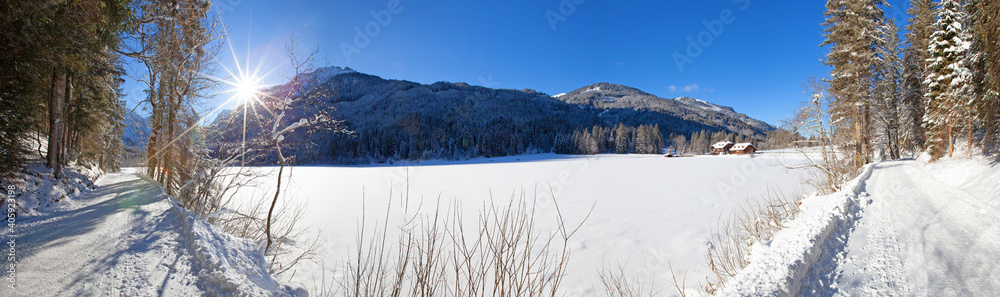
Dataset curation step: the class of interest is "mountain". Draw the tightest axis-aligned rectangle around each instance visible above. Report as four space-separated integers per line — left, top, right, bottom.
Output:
122 111 150 165
553 82 775 137
207 67 775 164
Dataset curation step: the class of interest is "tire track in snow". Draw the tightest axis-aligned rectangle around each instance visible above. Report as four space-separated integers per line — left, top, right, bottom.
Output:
844 190 911 296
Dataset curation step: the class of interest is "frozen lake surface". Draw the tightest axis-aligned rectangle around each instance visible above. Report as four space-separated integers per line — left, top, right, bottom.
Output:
231 151 818 296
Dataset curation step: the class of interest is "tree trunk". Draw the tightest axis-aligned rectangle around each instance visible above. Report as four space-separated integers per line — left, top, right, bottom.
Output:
968 112 974 156
61 74 73 165
855 105 864 169
47 68 66 179
146 74 159 179
165 85 176 195
863 106 868 163
948 125 954 158
265 142 285 254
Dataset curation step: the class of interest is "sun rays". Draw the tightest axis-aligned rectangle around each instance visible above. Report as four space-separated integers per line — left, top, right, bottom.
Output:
146 23 286 166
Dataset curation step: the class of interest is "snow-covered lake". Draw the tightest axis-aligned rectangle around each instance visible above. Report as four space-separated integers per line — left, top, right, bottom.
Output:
231 151 818 295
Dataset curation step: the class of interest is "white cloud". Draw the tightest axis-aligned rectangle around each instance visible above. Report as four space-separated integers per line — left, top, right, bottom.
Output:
670 84 713 93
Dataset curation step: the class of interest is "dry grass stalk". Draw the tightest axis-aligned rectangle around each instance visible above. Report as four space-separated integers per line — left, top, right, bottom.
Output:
329 187 592 297
700 188 802 295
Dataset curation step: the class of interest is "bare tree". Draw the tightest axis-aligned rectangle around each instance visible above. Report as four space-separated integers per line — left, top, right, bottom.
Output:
784 78 851 194
257 34 344 254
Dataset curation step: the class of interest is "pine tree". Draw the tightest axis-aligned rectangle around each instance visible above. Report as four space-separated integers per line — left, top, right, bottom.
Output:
0 0 132 180
901 0 936 153
614 123 631 154
924 0 974 159
968 0 1000 152
822 0 886 168
874 21 904 159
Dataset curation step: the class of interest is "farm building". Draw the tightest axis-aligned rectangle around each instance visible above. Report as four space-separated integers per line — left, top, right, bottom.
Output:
711 141 734 155
792 139 823 148
730 143 757 155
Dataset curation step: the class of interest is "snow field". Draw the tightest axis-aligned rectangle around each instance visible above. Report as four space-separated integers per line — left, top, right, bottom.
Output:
229 152 819 296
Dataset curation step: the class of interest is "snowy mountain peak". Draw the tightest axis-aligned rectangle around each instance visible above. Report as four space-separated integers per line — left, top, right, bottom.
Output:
674 96 732 113
552 82 775 136
310 66 356 82
567 82 650 97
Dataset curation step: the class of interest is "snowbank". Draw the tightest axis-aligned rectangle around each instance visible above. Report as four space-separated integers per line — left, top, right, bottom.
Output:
721 164 875 296
152 171 305 296
171 202 303 296
3 161 103 217
925 157 1000 208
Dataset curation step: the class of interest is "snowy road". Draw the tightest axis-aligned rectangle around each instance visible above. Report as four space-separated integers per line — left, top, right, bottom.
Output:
12 170 200 296
10 170 291 297
830 160 1000 296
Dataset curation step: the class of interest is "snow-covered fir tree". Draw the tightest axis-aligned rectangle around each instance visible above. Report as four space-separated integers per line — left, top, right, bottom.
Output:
821 0 887 168
923 0 974 159
874 21 905 159
968 0 1000 152
901 0 936 153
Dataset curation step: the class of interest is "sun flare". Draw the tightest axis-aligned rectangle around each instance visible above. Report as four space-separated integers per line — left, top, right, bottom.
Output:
232 74 263 104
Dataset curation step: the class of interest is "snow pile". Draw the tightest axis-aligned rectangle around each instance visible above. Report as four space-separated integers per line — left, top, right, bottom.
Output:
170 199 303 296
721 164 875 296
2 161 103 217
926 158 1000 208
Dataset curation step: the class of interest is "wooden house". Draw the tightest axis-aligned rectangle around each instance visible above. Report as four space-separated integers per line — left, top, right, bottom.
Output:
730 143 757 155
711 141 734 155
792 140 822 148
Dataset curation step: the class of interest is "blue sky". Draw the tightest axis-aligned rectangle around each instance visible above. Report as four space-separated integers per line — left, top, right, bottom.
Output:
123 0 911 126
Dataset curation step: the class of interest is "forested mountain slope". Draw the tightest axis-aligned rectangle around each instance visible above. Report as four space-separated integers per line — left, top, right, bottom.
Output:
554 82 775 137
208 67 775 164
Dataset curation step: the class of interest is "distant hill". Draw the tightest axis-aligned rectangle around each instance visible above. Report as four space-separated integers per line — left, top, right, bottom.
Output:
207 66 775 164
122 111 150 165
553 82 775 137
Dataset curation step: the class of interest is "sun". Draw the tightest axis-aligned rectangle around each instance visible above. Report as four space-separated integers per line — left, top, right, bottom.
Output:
232 73 263 104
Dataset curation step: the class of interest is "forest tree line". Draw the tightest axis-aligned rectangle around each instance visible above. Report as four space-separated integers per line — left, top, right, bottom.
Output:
1 0 224 203
797 0 1000 188
1 0 133 182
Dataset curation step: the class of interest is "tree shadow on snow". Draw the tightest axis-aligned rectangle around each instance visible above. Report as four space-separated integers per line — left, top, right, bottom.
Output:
16 178 163 265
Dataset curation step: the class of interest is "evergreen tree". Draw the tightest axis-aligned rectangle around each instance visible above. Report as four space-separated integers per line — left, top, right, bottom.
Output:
614 123 631 154
874 21 905 159
924 0 974 159
822 0 886 168
968 0 1000 152
0 0 132 180
901 0 936 153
